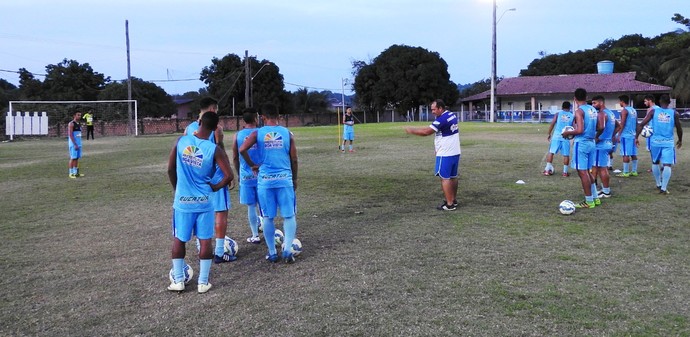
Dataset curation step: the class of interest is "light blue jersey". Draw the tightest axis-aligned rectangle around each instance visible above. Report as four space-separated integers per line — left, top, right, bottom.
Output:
172 135 217 213
650 106 676 148
552 110 574 141
574 104 598 142
596 109 616 150
237 127 261 188
186 120 229 212
256 126 293 189
620 106 637 139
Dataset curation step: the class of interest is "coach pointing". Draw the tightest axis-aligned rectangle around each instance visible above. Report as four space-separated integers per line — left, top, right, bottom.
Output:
404 99 461 211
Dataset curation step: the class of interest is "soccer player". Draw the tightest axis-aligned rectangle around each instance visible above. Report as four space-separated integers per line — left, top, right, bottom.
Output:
562 88 599 209
636 94 683 194
404 99 461 211
239 103 300 263
83 110 95 140
543 101 574 177
232 108 264 244
591 95 621 200
67 111 84 179
167 111 233 293
341 107 355 152
184 97 237 263
616 95 639 177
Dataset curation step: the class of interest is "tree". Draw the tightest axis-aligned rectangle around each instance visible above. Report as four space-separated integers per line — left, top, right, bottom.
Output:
0 79 18 112
661 46 690 103
672 13 690 32
292 88 329 114
17 68 43 100
459 78 492 98
98 78 176 118
352 44 459 114
42 59 109 101
200 53 286 114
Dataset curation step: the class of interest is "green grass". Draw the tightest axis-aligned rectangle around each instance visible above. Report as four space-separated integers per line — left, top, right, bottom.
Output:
1 122 689 336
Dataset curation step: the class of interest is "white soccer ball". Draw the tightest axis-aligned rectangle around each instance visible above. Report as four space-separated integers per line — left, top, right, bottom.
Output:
169 263 194 285
561 125 575 140
273 229 284 247
258 217 264 233
282 238 303 256
641 125 653 138
559 200 576 215
223 236 239 257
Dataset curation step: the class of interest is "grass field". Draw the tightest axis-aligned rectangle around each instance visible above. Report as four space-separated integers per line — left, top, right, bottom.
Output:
1 122 689 336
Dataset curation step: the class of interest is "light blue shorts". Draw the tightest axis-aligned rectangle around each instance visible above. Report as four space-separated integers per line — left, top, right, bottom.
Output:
619 137 638 157
650 146 676 165
69 145 81 160
571 140 595 171
548 138 570 156
435 155 460 179
239 184 259 205
343 130 354 141
210 185 231 212
258 186 296 218
594 149 612 167
172 209 214 242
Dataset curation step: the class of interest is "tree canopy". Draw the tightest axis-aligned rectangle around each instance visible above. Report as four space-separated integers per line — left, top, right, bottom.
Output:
352 44 459 113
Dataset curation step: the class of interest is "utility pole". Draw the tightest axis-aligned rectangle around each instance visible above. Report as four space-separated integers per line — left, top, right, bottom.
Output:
125 20 133 135
244 50 251 108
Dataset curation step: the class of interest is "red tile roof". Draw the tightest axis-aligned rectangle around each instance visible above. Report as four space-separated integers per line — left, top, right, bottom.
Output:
461 72 671 102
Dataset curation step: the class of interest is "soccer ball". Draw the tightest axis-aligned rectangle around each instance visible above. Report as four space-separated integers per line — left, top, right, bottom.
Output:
223 236 239 257
641 125 653 138
282 238 303 256
559 200 576 215
561 125 575 140
273 229 284 247
258 217 264 233
169 263 194 285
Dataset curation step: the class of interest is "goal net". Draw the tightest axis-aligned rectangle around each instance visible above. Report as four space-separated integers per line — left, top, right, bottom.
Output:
6 100 138 140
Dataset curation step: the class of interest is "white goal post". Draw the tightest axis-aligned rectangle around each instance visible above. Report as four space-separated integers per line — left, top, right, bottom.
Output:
6 100 138 140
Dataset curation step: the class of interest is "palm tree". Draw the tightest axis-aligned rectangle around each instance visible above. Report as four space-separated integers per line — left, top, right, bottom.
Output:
660 46 690 104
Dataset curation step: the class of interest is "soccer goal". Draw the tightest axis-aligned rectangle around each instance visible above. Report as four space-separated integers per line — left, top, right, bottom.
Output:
6 100 138 140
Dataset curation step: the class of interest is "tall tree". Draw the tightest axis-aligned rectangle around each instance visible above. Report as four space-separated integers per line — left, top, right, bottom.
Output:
353 45 459 114
17 68 43 100
661 46 690 103
42 59 109 101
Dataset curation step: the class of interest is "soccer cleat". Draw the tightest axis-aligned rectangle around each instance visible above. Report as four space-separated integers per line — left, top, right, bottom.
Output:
197 283 212 294
598 191 611 198
543 170 553 176
616 173 630 177
659 189 670 195
436 202 457 211
630 172 638 177
265 254 279 263
348 149 354 153
167 281 185 292
562 172 570 177
452 199 458 207
75 173 85 177
594 198 601 206
246 236 261 244
69 174 77 179
575 200 595 209
282 251 295 264
213 253 237 263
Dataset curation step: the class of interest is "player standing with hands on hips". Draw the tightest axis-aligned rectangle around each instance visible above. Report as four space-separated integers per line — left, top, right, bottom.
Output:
167 112 234 293
404 99 461 211
239 103 300 263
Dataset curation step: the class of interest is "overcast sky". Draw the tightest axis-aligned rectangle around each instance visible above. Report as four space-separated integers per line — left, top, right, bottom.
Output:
0 0 685 96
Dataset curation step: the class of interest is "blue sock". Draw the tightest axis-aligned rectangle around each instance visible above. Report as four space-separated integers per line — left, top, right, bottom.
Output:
198 259 211 285
586 195 593 203
349 144 353 151
215 238 224 257
652 164 662 187
632 160 638 172
661 167 672 191
282 216 297 256
248 204 259 237
603 187 610 194
172 258 185 283
622 162 629 173
563 165 568 173
591 183 598 197
263 217 277 255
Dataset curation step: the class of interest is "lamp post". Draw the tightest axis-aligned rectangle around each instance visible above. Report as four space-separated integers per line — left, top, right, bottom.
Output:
250 62 271 108
341 78 350 114
490 2 516 123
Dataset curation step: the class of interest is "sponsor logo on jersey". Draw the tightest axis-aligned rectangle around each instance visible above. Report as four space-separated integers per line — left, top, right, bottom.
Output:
182 145 204 168
263 132 284 149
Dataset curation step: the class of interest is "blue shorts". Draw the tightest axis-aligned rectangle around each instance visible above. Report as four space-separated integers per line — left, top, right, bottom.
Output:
594 149 611 167
619 137 638 157
239 184 259 205
210 185 231 212
343 130 354 141
548 138 570 156
571 140 594 171
650 146 676 165
172 209 214 242
258 186 296 218
69 145 81 160
435 155 460 179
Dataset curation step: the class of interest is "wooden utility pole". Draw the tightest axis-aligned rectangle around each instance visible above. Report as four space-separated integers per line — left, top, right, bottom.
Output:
244 50 251 108
126 20 133 135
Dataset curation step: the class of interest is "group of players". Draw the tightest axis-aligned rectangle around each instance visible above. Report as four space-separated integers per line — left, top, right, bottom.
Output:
545 88 683 208
167 97 299 293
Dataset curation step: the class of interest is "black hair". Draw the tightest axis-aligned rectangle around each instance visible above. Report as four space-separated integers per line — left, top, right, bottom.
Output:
242 110 257 124
592 95 605 102
261 103 279 118
562 101 571 109
618 95 629 103
200 109 219 130
432 99 446 109
574 88 587 101
659 94 671 105
199 97 219 110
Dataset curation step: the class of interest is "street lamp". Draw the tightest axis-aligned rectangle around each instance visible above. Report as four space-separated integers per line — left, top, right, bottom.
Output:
250 62 271 108
341 78 350 115
490 2 516 123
